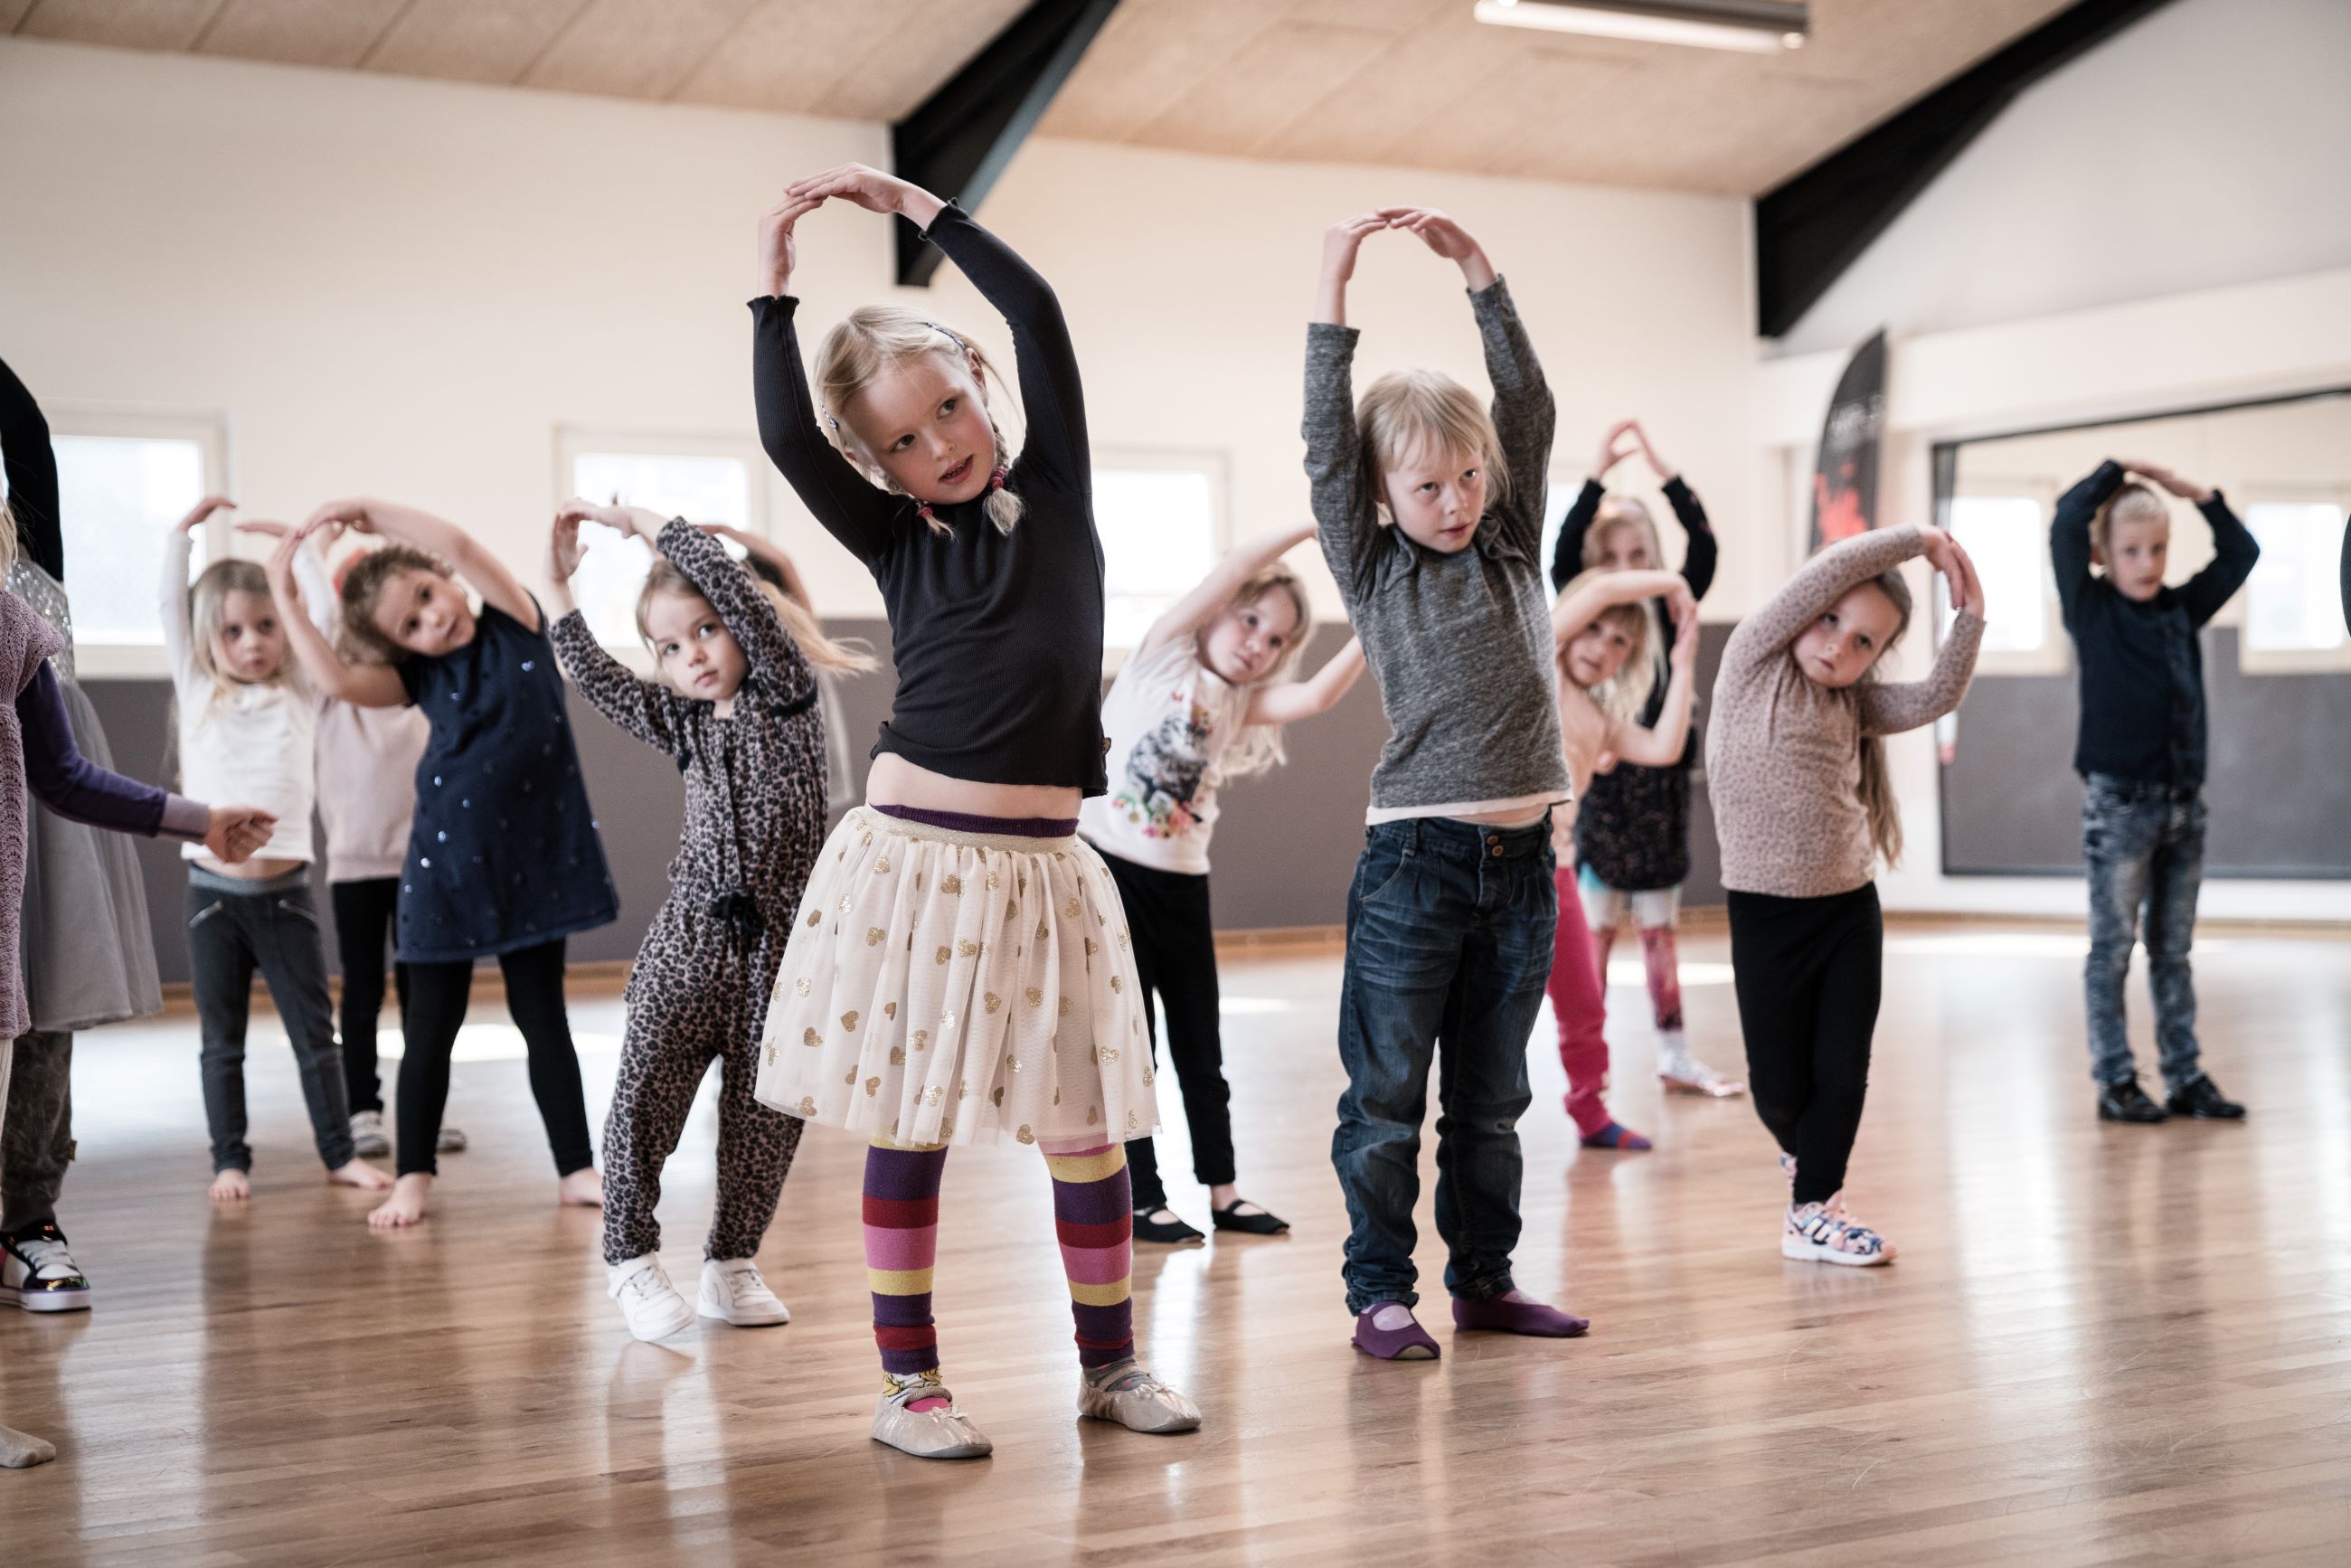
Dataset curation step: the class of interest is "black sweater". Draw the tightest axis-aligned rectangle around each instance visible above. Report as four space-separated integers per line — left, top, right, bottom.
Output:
2053 460 2259 788
1546 475 1715 889
750 204 1108 796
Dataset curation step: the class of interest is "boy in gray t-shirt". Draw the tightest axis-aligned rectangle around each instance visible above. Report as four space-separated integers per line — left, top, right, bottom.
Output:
1303 207 1581 1361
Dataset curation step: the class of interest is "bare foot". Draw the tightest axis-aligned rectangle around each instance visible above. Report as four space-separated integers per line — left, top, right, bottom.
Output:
369 1172 432 1229
328 1158 395 1191
209 1169 250 1204
558 1167 604 1209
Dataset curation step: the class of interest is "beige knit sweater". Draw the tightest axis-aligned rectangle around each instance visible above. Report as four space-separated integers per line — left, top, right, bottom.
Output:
1705 526 1983 898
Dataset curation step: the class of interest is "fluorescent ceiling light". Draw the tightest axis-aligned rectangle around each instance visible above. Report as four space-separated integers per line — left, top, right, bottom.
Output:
1474 0 1808 54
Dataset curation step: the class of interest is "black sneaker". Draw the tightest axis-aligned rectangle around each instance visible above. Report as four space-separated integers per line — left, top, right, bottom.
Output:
2166 1074 2246 1120
2096 1078 2168 1124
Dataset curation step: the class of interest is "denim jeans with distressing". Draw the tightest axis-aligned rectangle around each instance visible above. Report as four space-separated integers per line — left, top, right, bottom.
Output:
2081 775 2207 1091
1332 813 1555 1315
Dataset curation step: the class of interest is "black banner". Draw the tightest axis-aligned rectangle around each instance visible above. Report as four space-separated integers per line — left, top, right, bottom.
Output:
1809 328 1887 552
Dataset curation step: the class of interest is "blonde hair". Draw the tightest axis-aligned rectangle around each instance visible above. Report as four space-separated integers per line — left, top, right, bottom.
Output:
189 556 294 694
339 543 453 663
1581 496 1666 574
634 557 876 679
0 497 17 580
1206 564 1313 780
815 305 1024 537
1355 370 1509 526
2092 481 2169 561
1849 567 1915 868
1557 568 1661 723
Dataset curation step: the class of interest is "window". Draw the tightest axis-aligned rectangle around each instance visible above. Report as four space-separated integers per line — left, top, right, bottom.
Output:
27 412 228 666
556 430 763 646
2242 497 2351 670
1092 453 1224 653
1940 487 2066 675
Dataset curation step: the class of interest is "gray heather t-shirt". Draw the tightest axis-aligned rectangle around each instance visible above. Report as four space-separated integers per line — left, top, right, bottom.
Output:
1301 278 1569 820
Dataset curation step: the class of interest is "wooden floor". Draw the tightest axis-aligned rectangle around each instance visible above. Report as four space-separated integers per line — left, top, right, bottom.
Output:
5 920 2349 1565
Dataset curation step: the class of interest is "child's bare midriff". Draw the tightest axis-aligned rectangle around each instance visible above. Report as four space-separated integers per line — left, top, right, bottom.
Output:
865 752 1081 823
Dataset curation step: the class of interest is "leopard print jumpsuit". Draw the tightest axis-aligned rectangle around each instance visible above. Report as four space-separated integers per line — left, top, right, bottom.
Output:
552 520 826 1266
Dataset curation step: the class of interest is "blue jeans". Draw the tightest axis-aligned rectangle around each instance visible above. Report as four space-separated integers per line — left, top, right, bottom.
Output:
2081 776 2206 1091
1332 814 1555 1315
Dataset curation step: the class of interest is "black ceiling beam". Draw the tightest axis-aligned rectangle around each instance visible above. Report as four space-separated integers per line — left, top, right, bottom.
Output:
1754 0 2178 339
891 0 1120 287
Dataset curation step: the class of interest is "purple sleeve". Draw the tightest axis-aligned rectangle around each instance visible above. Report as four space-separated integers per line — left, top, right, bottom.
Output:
14 663 197 838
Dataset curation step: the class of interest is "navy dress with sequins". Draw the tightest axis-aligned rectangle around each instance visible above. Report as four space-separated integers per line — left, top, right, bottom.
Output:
395 598 618 963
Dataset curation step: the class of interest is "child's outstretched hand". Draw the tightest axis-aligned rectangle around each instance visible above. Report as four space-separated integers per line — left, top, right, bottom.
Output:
1317 212 1390 324
1666 582 1701 666
259 527 306 609
547 511 587 586
1943 535 1986 620
757 193 823 297
557 497 664 542
175 496 235 534
1630 420 1676 482
305 499 376 537
2119 460 2213 505
204 805 278 864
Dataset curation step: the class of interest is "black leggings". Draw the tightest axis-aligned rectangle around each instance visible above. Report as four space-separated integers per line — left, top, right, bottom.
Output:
1725 883 1882 1207
1100 849 1234 1210
397 939 594 1179
331 877 407 1116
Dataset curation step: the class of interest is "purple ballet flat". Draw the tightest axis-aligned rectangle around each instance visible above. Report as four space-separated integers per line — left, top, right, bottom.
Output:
1451 1293 1590 1338
1352 1302 1441 1360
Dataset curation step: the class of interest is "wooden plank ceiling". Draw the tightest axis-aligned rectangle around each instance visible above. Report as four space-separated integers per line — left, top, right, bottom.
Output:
11 0 2080 195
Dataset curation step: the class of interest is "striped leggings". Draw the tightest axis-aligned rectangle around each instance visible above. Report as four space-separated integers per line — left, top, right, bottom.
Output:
863 1138 1135 1382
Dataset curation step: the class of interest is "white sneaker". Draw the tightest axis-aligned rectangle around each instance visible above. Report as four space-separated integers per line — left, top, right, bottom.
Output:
349 1110 391 1158
872 1374 992 1459
436 1123 468 1154
607 1254 695 1340
1781 1196 1894 1267
1657 1031 1746 1097
1 1223 92 1312
1077 1362 1202 1434
697 1258 789 1327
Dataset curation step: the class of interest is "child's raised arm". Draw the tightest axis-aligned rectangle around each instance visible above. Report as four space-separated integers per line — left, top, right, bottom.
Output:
702 523 814 614
543 506 690 757
265 527 405 708
1634 423 1720 600
1553 568 1687 646
160 495 234 694
309 497 539 632
1551 420 1634 590
2127 463 2259 628
1857 535 1987 738
1141 524 1317 657
2051 460 2125 628
1610 597 1700 769
1304 213 1389 602
1245 636 1366 727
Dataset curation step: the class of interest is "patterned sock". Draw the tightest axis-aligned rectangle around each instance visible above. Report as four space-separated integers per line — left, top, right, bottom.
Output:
1044 1142 1135 1369
1639 924 1685 1032
864 1140 949 1410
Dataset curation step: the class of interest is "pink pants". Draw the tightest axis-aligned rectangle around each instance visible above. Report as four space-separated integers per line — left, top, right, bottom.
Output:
1546 867 1613 1136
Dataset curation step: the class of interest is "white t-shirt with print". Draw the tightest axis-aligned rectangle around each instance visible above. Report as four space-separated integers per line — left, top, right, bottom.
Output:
1079 638 1256 876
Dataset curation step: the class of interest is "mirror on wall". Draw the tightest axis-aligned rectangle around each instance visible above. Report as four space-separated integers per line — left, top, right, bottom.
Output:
1932 387 2351 879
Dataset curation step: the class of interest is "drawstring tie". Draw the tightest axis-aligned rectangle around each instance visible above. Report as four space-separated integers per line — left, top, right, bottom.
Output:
706 890 764 954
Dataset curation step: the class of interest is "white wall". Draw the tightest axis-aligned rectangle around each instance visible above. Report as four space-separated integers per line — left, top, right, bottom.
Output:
0 37 1759 643
1777 0 2351 358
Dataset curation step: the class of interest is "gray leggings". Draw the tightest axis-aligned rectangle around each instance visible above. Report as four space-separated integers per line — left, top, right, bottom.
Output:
186 868 355 1174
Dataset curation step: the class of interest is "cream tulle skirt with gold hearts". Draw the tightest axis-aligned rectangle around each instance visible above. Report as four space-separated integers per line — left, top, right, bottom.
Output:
754 808 1158 1149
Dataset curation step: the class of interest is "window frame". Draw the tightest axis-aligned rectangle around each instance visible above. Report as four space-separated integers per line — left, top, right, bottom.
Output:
1090 446 1232 666
552 425 772 662
39 406 231 677
2236 483 2351 675
1937 475 2070 677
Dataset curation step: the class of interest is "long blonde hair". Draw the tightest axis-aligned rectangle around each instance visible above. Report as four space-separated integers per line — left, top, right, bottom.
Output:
815 306 1024 537
634 556 876 679
1209 564 1314 780
1557 567 1660 723
1581 496 1666 573
1355 370 1509 526
1850 567 1915 868
0 497 18 580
